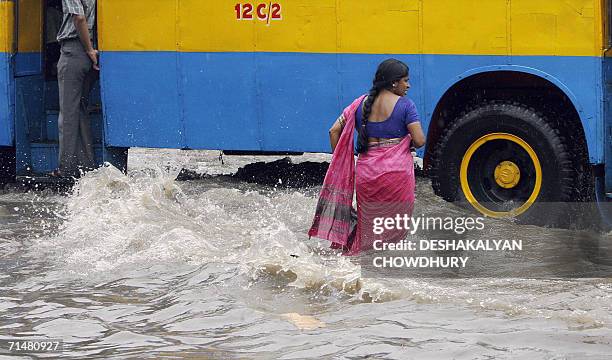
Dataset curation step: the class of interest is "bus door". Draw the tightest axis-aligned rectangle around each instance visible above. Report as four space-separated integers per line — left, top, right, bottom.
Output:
0 0 15 180
605 0 612 196
13 0 45 174
12 0 109 176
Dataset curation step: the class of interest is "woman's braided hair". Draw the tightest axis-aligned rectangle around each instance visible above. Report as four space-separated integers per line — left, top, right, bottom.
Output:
356 59 409 154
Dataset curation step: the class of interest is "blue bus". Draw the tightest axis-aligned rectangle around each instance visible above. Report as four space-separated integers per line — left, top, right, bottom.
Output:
0 0 610 223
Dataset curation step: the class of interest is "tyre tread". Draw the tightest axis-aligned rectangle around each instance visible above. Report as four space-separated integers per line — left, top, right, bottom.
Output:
430 100 576 204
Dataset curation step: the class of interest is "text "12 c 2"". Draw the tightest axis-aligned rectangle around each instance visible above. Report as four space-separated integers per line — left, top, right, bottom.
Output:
235 3 283 23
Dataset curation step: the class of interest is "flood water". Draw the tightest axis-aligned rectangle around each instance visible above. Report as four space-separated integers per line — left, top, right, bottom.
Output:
0 149 611 359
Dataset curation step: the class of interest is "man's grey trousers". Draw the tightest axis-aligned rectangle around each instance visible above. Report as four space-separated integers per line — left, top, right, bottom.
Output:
57 39 97 176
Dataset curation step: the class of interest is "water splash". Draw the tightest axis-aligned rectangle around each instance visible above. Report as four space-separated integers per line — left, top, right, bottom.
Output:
26 161 612 331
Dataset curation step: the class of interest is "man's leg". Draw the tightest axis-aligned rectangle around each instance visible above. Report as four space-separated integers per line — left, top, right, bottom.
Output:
57 41 90 176
76 68 98 171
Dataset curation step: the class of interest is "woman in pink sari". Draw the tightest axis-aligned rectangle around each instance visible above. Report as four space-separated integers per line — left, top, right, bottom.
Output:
309 59 426 255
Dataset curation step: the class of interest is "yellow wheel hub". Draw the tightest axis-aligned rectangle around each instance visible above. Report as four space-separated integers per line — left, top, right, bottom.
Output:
459 133 542 218
494 161 521 189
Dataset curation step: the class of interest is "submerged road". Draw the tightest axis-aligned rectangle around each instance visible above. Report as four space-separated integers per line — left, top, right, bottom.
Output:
0 149 611 359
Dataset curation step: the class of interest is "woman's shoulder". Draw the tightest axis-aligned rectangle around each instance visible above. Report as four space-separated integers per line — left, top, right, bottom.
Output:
345 94 368 116
398 96 416 108
397 97 419 123
353 94 368 110
353 94 369 105
397 97 419 116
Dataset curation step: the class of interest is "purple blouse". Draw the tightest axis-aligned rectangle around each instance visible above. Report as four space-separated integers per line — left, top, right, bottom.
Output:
355 97 420 138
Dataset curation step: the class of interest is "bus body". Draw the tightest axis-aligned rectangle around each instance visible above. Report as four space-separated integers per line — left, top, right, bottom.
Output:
0 0 610 219
0 0 12 148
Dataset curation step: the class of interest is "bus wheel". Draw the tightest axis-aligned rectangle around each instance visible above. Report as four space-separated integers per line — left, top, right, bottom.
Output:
430 101 575 225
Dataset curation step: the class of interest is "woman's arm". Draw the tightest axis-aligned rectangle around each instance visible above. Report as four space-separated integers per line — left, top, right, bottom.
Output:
329 115 345 152
402 99 425 148
407 122 426 148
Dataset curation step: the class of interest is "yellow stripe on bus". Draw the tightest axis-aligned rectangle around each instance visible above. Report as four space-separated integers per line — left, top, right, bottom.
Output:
99 0 604 57
0 0 14 53
17 0 42 53
511 0 602 56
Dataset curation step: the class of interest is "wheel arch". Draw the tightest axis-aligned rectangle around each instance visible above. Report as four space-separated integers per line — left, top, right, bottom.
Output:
424 67 588 174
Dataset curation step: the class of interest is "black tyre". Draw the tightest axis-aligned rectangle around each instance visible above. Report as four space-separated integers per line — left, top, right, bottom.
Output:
430 101 576 225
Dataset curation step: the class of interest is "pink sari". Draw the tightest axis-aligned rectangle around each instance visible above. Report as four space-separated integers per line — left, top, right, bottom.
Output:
308 96 415 255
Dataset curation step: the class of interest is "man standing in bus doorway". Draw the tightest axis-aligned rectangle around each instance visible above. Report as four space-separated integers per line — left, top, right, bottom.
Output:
50 0 98 178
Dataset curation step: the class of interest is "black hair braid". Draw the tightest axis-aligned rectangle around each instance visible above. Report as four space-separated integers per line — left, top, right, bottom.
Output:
356 87 381 153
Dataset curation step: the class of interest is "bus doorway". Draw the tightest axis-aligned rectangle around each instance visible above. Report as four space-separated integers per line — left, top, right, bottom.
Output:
11 0 121 179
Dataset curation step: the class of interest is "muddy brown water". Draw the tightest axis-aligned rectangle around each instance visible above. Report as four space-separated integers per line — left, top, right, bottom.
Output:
0 149 610 359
